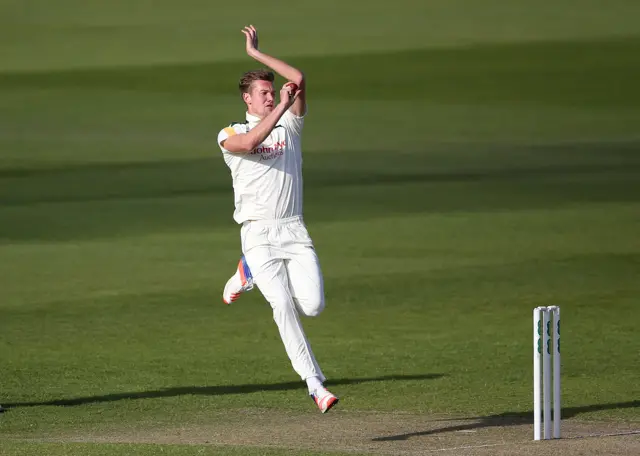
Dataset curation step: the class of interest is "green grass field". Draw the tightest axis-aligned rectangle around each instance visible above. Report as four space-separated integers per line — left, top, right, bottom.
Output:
1 1 640 455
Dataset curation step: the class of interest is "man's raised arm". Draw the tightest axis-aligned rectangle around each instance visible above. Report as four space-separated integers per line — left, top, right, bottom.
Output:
241 25 306 117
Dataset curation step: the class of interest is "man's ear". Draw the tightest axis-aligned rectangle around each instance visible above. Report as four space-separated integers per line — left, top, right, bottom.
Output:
242 92 251 105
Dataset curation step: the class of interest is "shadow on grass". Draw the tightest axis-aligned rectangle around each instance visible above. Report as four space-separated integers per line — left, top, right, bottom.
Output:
372 400 640 441
2 373 443 410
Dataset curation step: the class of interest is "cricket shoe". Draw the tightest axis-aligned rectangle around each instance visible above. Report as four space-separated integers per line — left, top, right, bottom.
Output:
310 387 339 413
222 256 254 304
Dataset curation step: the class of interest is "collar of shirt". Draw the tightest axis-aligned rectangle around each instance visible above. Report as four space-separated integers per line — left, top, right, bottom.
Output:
245 112 261 125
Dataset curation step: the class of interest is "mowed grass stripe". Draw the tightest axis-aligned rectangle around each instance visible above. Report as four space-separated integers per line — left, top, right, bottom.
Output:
1 173 638 242
2 0 640 74
2 141 640 204
1 37 639 107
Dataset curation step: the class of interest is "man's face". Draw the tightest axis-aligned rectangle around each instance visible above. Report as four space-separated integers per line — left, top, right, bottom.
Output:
245 80 275 118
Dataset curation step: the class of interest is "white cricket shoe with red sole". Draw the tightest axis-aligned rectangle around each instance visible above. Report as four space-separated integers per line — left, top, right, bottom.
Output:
310 387 339 413
222 256 254 304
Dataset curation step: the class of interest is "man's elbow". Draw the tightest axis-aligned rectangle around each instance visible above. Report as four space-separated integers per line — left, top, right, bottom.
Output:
291 72 305 87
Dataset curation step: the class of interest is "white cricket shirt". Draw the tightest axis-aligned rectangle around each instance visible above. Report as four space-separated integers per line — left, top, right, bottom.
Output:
217 110 305 224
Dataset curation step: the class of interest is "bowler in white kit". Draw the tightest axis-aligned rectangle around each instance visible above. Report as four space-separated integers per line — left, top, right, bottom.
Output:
217 25 338 413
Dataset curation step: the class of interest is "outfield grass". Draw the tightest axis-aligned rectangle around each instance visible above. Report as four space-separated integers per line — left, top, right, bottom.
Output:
2 0 640 72
1 1 639 455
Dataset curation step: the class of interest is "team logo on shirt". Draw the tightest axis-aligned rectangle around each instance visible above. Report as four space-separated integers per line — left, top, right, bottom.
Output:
252 141 286 161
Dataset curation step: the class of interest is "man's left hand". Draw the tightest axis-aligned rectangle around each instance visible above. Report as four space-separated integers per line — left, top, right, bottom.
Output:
241 25 259 57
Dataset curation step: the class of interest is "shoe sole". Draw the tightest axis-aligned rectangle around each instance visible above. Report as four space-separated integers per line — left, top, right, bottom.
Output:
322 397 339 413
222 293 238 305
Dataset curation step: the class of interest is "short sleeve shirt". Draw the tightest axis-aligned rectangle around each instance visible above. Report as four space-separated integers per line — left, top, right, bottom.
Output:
218 109 305 224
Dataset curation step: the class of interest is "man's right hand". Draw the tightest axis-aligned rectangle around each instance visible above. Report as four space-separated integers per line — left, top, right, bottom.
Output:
280 84 301 109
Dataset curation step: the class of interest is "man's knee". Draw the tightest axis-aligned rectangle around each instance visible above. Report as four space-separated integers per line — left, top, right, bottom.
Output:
298 295 325 317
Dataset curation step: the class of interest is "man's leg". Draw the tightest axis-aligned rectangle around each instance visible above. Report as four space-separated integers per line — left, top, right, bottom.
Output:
241 220 338 413
283 232 338 413
286 245 325 317
244 245 325 383
284 219 326 317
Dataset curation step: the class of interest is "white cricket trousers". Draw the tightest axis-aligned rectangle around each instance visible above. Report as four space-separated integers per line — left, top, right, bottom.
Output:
241 215 326 382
